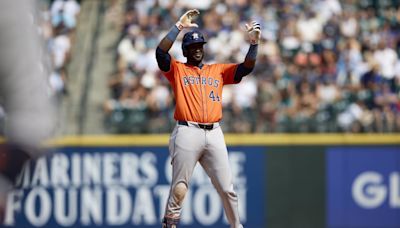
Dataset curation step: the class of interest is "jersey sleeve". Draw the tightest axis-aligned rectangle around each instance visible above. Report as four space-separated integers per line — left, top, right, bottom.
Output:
162 56 177 82
220 63 239 85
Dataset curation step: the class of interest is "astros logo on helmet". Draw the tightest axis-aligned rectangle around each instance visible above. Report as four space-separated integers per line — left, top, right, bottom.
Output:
181 30 207 52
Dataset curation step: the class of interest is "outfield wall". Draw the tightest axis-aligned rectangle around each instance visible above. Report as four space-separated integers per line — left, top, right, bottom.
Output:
2 134 400 228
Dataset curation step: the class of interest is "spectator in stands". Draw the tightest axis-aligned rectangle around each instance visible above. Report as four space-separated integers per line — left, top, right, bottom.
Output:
51 0 80 30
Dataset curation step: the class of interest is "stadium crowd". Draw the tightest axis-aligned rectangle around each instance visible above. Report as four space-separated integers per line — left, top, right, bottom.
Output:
104 0 400 133
45 0 80 99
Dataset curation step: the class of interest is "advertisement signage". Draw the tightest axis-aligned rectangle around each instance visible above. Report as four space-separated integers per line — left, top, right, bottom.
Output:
327 146 400 228
3 146 265 227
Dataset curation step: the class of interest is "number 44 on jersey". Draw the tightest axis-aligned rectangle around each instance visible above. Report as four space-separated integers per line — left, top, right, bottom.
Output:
209 90 220 102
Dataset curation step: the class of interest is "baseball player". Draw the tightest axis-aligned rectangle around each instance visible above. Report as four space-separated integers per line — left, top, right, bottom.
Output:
155 9 260 228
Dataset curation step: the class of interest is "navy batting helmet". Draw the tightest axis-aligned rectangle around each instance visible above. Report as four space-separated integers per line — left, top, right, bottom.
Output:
181 30 207 51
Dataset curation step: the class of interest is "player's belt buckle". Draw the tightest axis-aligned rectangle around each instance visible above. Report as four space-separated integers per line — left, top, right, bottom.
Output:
178 121 214 130
198 123 214 130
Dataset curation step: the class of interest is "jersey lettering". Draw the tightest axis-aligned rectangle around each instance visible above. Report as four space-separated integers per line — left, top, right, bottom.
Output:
214 80 220 88
183 77 189 86
201 77 206 85
182 76 220 88
208 78 213 86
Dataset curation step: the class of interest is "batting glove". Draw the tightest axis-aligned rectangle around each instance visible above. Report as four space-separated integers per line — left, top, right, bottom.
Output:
245 21 261 45
176 9 200 30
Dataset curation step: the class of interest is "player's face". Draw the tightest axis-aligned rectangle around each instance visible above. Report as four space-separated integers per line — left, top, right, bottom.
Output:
186 43 204 63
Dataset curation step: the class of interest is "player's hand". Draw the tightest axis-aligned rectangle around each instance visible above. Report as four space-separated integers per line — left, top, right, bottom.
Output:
245 21 261 45
176 9 200 30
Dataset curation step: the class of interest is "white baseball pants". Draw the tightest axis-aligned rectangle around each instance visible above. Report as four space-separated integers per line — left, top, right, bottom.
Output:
164 122 243 228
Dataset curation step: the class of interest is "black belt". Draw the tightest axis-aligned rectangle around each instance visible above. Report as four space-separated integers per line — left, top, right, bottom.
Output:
178 121 215 130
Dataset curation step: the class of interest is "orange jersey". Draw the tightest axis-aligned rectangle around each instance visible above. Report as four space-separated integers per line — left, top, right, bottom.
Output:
162 57 239 123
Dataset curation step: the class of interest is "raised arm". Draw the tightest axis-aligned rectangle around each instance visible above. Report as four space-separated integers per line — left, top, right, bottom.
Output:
156 9 200 72
234 21 261 82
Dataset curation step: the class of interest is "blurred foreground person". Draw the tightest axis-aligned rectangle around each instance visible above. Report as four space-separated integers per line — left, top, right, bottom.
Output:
0 0 55 222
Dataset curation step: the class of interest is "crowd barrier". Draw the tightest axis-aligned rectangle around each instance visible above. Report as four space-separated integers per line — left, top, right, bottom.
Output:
2 134 400 228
